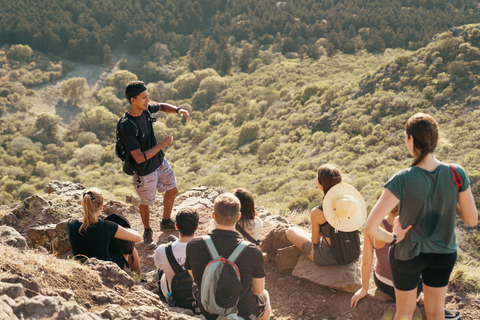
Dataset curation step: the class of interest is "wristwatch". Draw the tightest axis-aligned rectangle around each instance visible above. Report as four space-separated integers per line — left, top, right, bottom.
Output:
389 234 397 247
176 107 182 114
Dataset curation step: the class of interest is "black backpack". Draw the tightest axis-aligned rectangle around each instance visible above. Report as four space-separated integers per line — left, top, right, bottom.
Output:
115 113 139 175
329 228 361 265
104 213 135 254
165 243 196 311
318 204 361 265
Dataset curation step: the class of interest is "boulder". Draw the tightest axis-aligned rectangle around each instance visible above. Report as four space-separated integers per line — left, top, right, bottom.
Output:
0 282 26 299
292 254 361 293
1 275 42 298
26 219 70 254
276 245 302 272
83 258 135 289
259 223 292 254
0 226 27 250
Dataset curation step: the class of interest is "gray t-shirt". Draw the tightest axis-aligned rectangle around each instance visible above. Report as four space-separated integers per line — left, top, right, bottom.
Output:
385 163 470 260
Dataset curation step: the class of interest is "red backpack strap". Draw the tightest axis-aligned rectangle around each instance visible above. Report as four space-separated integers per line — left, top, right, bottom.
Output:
449 164 463 191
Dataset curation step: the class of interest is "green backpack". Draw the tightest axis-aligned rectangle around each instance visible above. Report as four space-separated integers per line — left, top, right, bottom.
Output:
200 236 248 320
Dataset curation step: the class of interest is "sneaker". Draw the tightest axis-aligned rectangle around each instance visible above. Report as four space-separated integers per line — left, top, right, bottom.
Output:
160 219 176 231
143 228 157 249
444 309 460 320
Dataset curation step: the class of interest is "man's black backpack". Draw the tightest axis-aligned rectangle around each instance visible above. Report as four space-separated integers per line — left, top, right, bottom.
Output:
329 228 361 265
164 243 196 311
115 113 139 175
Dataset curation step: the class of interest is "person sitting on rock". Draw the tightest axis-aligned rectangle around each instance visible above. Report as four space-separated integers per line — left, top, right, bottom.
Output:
350 205 461 320
154 207 199 300
286 164 366 266
67 188 142 274
207 188 263 244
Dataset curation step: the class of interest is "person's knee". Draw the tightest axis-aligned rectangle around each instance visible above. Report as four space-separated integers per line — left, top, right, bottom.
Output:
166 187 178 197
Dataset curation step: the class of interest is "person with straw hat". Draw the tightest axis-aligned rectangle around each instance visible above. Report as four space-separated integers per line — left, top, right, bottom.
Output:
286 164 366 266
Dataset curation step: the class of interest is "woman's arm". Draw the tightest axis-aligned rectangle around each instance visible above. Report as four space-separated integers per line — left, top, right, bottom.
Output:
365 189 410 244
456 186 478 227
351 233 374 307
115 226 142 243
310 207 326 244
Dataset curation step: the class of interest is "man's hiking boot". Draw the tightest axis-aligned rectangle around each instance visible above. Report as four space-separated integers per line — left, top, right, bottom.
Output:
160 219 175 231
143 228 156 249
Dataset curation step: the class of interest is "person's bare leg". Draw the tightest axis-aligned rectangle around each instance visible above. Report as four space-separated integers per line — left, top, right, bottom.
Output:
286 227 315 261
393 287 417 320
140 204 150 229
423 284 448 320
124 248 141 275
163 187 178 220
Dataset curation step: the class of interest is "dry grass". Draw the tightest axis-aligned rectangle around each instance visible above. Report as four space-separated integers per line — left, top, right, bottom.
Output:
0 242 104 304
450 254 480 296
287 209 311 226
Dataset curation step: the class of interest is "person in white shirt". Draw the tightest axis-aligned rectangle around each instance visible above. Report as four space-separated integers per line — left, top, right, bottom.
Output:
154 207 199 298
207 188 263 243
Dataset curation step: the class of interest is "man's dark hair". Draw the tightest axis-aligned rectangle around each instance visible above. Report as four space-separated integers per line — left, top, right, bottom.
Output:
125 80 147 103
175 208 199 237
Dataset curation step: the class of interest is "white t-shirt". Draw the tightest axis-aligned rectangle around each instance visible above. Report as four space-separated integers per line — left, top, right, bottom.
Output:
208 218 263 240
154 240 188 298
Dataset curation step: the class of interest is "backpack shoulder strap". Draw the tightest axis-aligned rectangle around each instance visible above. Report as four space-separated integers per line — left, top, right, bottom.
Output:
165 243 184 274
449 164 463 191
227 241 248 263
202 235 220 260
235 223 261 245
119 114 139 137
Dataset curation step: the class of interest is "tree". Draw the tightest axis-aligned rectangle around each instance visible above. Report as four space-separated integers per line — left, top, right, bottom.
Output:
60 77 89 106
35 113 61 141
6 44 33 62
104 70 137 96
80 106 117 140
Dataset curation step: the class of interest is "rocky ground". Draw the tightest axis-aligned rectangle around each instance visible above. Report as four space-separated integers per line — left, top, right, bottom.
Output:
0 181 479 319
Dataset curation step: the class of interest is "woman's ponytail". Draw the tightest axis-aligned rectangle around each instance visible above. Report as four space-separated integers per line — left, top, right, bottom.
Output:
79 188 104 235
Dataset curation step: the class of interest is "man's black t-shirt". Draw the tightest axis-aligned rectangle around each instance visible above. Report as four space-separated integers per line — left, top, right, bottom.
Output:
121 102 164 176
67 219 125 269
185 229 266 320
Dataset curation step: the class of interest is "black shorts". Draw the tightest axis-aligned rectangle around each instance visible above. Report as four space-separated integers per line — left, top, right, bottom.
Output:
389 249 456 291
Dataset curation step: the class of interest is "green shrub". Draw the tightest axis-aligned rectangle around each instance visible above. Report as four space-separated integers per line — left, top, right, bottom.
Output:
288 197 310 211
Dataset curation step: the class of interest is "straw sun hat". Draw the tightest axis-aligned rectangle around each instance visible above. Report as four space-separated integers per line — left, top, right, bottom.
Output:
323 182 367 232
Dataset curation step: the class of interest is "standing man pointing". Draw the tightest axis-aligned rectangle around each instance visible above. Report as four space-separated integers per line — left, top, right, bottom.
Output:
120 80 190 249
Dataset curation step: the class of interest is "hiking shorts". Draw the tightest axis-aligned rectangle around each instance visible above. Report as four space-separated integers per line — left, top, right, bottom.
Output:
253 290 268 320
133 158 177 206
389 249 457 291
313 239 338 266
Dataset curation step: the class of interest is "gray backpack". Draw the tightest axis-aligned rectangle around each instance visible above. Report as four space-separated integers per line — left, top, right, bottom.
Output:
200 236 248 320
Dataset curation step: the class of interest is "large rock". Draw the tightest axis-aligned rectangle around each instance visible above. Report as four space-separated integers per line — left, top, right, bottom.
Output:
292 254 361 293
276 245 302 272
259 223 292 254
1 275 42 298
0 226 27 250
83 258 135 289
26 219 70 254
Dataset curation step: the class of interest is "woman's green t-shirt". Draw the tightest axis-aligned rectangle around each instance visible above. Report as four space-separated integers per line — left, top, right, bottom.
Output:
385 163 470 261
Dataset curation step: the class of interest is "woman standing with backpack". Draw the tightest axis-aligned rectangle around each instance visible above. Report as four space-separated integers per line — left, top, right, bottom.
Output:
286 164 366 266
365 113 478 320
67 188 142 275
